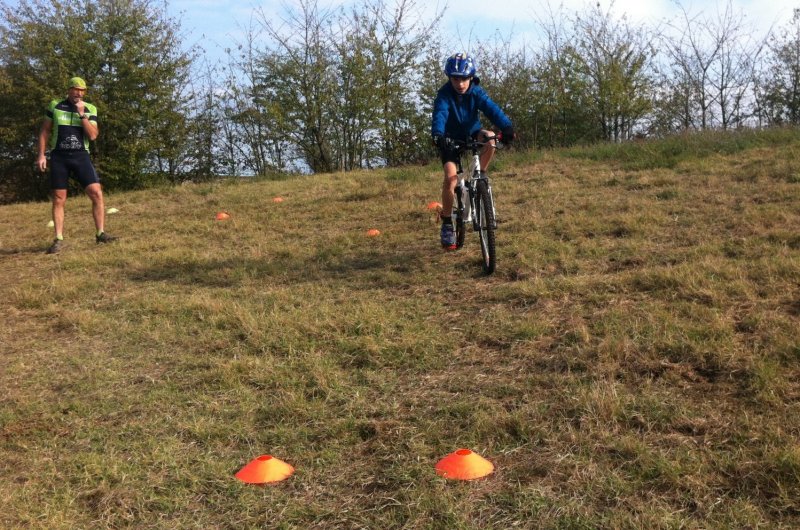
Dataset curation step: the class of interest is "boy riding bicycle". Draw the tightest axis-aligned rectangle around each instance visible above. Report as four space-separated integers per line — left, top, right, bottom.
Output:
431 52 514 250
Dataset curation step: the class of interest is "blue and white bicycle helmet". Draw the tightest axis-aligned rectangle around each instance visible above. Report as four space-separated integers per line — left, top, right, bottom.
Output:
444 52 476 78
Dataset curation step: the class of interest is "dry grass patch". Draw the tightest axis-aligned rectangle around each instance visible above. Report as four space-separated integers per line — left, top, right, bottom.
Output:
1 131 799 528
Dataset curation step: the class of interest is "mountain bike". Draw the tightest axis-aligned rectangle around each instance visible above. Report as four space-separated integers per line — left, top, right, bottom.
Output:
448 134 503 275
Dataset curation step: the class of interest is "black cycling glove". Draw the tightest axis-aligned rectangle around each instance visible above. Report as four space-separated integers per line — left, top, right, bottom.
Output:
501 127 515 144
432 135 455 150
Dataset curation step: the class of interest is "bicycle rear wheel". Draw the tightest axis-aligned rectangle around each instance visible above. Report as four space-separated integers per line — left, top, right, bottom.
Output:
454 185 466 249
475 179 496 274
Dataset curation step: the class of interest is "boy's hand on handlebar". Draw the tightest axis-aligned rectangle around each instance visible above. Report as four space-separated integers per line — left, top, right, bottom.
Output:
432 135 455 150
500 127 515 144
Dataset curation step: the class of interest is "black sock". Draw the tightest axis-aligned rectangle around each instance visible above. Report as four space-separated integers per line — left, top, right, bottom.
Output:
441 217 452 225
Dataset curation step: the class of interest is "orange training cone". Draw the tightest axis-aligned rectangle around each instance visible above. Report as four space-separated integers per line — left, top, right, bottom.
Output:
272 197 284 203
235 454 294 484
435 449 494 480
427 201 442 211
216 211 231 221
366 228 381 237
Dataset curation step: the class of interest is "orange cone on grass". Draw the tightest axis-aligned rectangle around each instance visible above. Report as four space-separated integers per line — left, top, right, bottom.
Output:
435 449 494 480
427 201 442 211
366 228 381 237
272 197 284 203
216 211 231 221
235 455 294 484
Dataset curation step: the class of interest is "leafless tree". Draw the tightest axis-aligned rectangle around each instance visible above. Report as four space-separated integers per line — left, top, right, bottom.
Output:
662 0 765 130
755 8 800 126
571 3 656 141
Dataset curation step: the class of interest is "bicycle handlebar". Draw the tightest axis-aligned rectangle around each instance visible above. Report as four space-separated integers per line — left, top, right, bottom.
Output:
442 134 505 152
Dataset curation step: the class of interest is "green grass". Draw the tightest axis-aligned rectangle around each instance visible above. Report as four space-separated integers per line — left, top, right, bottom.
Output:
562 127 800 171
1 129 799 528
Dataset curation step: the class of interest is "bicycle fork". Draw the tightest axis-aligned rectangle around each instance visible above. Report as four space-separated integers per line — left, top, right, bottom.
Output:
453 152 497 229
454 179 498 230
467 178 496 230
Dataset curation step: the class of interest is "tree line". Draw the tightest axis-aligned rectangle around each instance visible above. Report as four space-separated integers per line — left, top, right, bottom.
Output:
2 0 800 202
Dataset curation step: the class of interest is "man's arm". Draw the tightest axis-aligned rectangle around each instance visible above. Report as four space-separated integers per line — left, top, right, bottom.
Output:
36 120 52 172
75 101 99 141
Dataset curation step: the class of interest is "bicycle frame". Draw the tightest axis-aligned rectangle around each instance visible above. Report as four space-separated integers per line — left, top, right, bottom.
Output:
452 142 497 231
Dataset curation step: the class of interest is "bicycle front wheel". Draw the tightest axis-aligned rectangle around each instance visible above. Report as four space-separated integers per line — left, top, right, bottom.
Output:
454 186 466 249
475 179 496 274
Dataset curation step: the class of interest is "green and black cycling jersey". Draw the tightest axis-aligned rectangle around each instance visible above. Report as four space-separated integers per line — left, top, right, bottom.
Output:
45 99 98 153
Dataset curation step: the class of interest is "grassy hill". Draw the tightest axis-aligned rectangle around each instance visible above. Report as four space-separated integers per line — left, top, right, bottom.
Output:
1 131 799 528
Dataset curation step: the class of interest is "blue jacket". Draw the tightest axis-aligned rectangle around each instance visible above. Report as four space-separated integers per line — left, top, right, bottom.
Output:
431 80 512 139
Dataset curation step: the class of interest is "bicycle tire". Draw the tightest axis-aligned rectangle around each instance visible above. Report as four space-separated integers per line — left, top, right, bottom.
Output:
454 185 466 249
475 179 496 274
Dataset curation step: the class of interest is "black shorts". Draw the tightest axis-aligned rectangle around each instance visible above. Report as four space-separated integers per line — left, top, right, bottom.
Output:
50 150 100 190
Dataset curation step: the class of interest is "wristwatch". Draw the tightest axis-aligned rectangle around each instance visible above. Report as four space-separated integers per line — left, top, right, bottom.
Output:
79 114 88 120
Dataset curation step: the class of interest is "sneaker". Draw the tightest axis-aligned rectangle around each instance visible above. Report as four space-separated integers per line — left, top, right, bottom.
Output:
440 222 456 250
46 239 63 254
96 232 117 244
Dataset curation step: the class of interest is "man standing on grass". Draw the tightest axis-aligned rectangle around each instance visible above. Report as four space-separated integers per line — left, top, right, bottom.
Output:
37 76 116 254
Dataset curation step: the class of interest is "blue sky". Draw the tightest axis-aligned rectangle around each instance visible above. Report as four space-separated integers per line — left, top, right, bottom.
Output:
169 0 800 63
2 0 796 61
